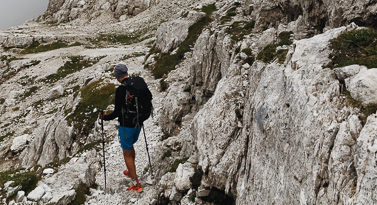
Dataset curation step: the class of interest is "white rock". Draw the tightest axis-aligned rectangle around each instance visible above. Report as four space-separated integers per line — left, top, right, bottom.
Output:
174 162 195 191
346 68 377 105
49 85 64 100
27 186 45 201
16 191 25 202
43 168 55 175
333 65 367 81
10 134 30 153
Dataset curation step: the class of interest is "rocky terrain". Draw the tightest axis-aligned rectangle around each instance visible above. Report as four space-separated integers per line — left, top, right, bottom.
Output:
1 0 377 204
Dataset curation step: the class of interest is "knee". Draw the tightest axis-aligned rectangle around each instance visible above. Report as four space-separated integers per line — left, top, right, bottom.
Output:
123 149 133 158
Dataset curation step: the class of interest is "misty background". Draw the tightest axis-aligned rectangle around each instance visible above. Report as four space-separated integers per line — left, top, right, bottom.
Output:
0 0 49 31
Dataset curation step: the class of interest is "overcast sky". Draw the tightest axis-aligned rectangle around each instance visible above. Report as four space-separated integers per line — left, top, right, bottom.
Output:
0 0 49 31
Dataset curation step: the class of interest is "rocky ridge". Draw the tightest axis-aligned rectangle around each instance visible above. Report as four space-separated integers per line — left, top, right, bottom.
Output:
0 0 377 204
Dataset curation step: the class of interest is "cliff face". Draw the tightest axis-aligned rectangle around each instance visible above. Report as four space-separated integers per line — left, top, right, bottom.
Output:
43 0 160 23
1 0 377 204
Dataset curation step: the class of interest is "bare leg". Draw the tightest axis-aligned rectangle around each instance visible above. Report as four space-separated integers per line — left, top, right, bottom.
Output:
123 147 138 179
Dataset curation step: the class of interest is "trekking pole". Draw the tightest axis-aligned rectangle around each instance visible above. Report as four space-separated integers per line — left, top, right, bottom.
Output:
142 126 154 178
99 109 107 193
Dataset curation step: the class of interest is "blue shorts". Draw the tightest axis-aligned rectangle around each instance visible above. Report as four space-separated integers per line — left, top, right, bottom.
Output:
118 126 142 150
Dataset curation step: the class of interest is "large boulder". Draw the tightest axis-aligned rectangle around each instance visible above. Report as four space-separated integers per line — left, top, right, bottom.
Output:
345 68 377 105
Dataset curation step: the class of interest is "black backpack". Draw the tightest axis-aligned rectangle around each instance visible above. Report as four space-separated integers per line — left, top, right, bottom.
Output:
120 77 153 126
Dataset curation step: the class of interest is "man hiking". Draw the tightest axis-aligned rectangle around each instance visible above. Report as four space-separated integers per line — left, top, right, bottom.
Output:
100 63 152 193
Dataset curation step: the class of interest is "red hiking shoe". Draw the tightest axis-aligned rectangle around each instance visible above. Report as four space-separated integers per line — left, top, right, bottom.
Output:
126 183 143 193
123 170 132 179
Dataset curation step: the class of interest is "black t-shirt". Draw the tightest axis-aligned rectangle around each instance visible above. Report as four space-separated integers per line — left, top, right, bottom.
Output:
103 78 138 127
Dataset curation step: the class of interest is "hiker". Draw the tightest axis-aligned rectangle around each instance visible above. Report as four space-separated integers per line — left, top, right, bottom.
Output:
99 63 152 193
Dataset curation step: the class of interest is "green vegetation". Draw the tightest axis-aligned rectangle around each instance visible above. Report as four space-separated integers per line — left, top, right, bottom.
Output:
20 41 82 54
76 140 111 154
226 20 255 41
42 56 104 84
326 28 377 122
328 28 377 69
342 89 377 124
44 157 71 170
97 34 140 45
66 79 115 137
0 98 5 104
161 150 172 160
257 31 293 63
166 157 189 173
0 131 15 143
0 55 23 65
242 48 255 65
151 4 217 79
23 86 39 98
221 7 237 23
70 183 90 205
0 169 39 201
92 32 152 47
220 2 242 23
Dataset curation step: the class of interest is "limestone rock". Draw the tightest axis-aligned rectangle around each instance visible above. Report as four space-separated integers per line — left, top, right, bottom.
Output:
2 34 34 48
355 114 377 204
49 85 64 100
345 68 377 105
174 162 195 191
16 191 25 203
155 11 206 54
333 65 367 81
10 134 30 153
27 186 45 202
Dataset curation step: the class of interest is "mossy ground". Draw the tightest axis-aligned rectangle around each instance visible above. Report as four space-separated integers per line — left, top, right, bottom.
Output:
0 169 39 202
66 79 116 138
42 56 104 84
257 31 293 63
328 28 377 69
20 41 82 54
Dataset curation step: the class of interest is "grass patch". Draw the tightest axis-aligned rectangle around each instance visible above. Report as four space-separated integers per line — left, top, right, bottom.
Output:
20 41 82 54
23 86 39 98
0 131 15 143
343 89 377 124
66 80 115 138
97 34 140 45
221 7 237 24
226 20 255 41
242 48 255 65
42 56 104 84
76 140 107 154
70 183 90 205
152 4 217 79
257 31 293 63
166 157 189 173
0 169 39 201
0 55 23 65
44 157 71 169
327 28 377 69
